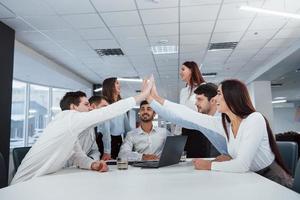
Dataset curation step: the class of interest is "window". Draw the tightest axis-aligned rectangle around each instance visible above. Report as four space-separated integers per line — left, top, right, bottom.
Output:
10 80 26 148
28 85 50 146
52 88 70 118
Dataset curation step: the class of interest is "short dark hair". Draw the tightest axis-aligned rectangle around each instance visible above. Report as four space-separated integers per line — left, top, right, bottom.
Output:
60 91 86 111
89 95 109 105
140 100 149 108
194 82 217 101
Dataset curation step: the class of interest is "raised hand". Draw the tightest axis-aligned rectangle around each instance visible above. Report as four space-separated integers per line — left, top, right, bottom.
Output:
134 75 154 102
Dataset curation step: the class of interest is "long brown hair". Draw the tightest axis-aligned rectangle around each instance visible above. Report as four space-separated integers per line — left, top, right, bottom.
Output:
102 77 121 104
220 79 290 174
182 61 205 95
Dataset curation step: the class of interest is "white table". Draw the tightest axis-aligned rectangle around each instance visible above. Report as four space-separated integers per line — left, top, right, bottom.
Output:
0 161 299 200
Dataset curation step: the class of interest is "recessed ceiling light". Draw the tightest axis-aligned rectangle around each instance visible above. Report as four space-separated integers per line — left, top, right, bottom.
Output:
94 87 102 92
240 6 300 19
151 46 178 55
272 100 287 104
118 77 143 82
274 97 286 100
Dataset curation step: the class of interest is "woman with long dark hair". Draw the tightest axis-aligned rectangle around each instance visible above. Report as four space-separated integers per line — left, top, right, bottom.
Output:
102 77 132 159
147 79 292 187
178 61 214 158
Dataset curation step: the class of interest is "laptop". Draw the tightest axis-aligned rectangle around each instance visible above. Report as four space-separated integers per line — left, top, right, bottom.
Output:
132 135 187 168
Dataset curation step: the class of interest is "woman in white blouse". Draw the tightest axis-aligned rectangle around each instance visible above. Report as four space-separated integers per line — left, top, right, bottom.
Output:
178 61 213 158
147 79 292 187
102 77 132 159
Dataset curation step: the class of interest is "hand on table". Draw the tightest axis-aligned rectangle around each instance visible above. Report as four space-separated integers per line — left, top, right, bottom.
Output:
91 160 109 172
192 159 212 170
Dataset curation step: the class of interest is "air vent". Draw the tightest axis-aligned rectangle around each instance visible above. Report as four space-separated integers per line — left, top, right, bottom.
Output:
95 48 124 56
135 90 141 93
271 83 283 87
202 72 217 78
208 42 238 51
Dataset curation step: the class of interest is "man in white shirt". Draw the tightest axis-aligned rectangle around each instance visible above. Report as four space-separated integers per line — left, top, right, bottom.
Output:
11 78 153 184
118 100 171 161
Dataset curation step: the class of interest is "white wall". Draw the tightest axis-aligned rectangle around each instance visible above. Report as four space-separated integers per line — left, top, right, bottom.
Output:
273 105 300 134
13 41 93 91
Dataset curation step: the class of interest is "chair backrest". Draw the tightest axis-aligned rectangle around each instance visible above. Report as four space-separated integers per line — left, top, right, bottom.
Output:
277 141 298 176
0 152 7 188
293 159 300 193
12 147 31 171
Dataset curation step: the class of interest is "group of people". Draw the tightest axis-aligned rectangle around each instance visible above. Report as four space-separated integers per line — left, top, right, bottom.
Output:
11 61 293 188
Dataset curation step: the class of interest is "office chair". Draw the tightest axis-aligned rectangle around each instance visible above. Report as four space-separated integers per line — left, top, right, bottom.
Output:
12 147 31 171
277 141 298 176
293 159 300 193
0 152 7 188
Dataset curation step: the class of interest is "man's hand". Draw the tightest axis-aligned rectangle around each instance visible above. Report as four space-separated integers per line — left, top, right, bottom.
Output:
102 153 111 161
213 154 232 162
91 160 108 172
142 154 159 161
192 159 212 170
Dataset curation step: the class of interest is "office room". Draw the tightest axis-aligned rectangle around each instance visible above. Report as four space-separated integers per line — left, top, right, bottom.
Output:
0 0 300 199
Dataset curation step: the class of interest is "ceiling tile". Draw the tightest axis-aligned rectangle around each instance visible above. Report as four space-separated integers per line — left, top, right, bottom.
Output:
181 5 219 22
44 0 95 15
102 11 141 27
62 13 105 29
243 29 277 40
91 0 136 12
1 18 34 31
0 0 55 16
181 21 214 34
145 23 178 36
211 31 243 43
181 34 210 45
236 39 268 50
0 3 15 18
140 8 178 24
42 29 82 41
111 26 145 39
16 31 48 43
180 44 207 53
136 0 178 9
118 36 149 48
248 17 287 31
214 19 252 32
149 35 178 45
24 16 73 30
78 27 113 40
86 39 119 49
274 27 300 39
218 2 261 20
181 0 221 6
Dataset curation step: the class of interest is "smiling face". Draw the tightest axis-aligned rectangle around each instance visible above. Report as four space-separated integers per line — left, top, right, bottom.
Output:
179 65 192 83
216 85 230 114
114 80 121 95
139 103 155 122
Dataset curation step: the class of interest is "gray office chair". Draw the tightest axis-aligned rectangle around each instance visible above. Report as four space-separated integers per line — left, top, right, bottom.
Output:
0 152 7 188
12 147 31 171
293 159 300 193
277 141 298 176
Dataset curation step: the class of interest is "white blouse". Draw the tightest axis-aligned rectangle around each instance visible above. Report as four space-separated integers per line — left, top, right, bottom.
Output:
179 86 198 111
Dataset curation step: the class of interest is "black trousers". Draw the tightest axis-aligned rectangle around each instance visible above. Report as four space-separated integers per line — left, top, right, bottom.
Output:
181 128 219 158
95 132 104 159
111 135 123 159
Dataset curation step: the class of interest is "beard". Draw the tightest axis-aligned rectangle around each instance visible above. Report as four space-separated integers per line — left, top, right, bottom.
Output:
140 114 154 122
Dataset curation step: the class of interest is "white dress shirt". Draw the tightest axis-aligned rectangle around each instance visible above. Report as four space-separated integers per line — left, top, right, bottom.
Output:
65 128 101 170
11 97 136 185
118 127 171 161
150 100 275 173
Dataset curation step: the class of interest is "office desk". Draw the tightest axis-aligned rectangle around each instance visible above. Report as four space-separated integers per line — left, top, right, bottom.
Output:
0 161 299 200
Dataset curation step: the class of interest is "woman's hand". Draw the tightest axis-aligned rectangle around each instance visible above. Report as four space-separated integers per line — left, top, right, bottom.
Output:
193 159 212 170
135 75 154 102
213 155 232 162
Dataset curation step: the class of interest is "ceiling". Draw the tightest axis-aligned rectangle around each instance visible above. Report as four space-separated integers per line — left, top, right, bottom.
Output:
1 0 300 102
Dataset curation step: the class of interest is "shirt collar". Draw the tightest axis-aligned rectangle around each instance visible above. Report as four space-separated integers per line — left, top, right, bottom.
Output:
137 126 157 135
